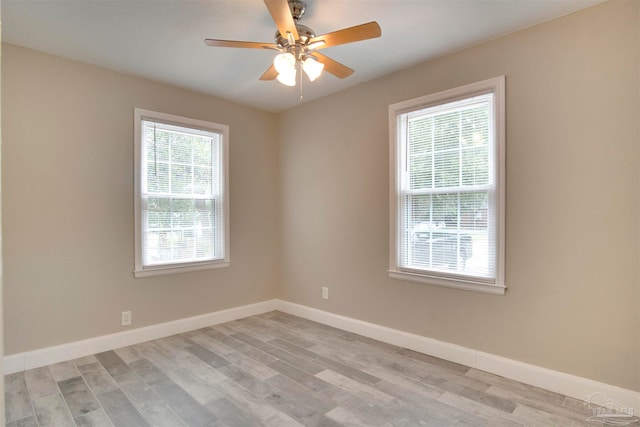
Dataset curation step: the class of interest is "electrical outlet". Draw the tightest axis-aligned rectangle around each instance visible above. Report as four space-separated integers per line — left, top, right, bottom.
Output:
322 287 329 300
121 310 132 326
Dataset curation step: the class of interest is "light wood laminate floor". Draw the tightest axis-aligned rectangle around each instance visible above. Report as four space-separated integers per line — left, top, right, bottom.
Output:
5 311 605 426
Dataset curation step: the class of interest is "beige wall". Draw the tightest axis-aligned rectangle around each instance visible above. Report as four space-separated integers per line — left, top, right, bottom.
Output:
2 44 280 355
0 16 5 420
278 0 640 391
3 0 639 394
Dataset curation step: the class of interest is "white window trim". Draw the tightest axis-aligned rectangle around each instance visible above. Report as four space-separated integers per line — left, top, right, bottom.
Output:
388 76 506 295
133 108 230 278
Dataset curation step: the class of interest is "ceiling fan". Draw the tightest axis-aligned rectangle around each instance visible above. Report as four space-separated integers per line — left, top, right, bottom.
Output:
204 0 381 86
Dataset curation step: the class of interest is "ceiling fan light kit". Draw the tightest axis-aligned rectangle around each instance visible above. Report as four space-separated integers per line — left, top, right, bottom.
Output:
204 0 381 88
302 57 324 81
274 52 296 74
274 55 296 85
273 52 323 85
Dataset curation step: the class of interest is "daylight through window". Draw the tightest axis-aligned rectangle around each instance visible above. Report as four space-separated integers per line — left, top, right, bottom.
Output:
134 109 229 277
389 77 505 294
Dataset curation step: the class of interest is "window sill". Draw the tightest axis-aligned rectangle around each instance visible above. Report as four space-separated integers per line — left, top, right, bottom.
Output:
134 260 230 278
388 269 506 295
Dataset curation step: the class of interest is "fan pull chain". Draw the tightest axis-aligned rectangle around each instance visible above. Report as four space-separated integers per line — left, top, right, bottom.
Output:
299 60 304 102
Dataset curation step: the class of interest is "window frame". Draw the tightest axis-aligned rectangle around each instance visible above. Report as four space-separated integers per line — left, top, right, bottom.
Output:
388 76 506 295
133 108 230 278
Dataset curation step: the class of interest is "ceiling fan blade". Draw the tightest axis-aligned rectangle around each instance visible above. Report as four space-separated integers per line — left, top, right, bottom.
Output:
259 64 278 81
205 39 279 50
311 53 354 79
307 22 381 50
264 0 299 42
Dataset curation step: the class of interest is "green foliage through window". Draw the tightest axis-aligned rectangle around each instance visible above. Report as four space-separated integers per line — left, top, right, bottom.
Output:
141 120 222 266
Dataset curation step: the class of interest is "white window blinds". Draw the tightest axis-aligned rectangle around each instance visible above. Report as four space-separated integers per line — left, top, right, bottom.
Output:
135 111 229 276
398 94 494 280
389 77 505 293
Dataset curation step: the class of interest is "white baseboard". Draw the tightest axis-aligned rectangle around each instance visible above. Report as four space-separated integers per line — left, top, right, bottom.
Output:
276 300 640 414
4 299 278 375
5 298 639 415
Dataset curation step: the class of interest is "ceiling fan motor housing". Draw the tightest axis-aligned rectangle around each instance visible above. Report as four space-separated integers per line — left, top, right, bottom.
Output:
275 24 315 47
275 0 312 49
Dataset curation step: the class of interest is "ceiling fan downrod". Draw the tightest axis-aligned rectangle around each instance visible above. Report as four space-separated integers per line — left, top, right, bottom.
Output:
289 0 306 21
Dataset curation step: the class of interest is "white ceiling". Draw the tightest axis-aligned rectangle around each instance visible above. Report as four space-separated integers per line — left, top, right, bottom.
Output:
3 0 602 113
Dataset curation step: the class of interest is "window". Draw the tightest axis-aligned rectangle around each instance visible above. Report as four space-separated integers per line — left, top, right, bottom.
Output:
134 109 229 277
389 76 505 294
